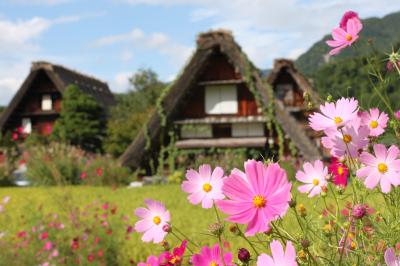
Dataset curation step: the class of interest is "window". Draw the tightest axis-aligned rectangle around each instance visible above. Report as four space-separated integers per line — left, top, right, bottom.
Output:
181 125 212 139
205 85 238 114
232 123 264 137
41 94 52 111
22 118 32 134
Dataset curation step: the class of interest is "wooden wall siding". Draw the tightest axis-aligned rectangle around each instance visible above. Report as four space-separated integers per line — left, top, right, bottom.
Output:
177 53 259 119
273 69 304 107
14 72 62 114
199 53 241 81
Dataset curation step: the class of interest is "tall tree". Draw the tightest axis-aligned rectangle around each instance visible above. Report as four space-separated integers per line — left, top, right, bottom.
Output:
52 85 106 152
104 68 166 157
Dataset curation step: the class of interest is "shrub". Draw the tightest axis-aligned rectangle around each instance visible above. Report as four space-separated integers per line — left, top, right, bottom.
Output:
25 143 132 186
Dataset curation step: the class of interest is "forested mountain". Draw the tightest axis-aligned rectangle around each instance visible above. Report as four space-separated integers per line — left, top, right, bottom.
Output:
295 11 400 76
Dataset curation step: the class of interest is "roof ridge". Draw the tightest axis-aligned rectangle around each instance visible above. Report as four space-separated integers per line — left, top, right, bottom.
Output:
31 61 108 86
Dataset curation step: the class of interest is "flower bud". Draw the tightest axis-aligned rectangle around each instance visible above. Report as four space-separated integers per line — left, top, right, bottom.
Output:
296 203 307 217
300 239 310 249
208 222 224 237
297 250 307 261
160 240 170 251
238 248 251 263
352 204 366 219
162 224 171 233
326 94 333 102
228 224 240 236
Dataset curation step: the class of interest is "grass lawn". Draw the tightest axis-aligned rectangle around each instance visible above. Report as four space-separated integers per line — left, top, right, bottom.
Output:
0 184 386 263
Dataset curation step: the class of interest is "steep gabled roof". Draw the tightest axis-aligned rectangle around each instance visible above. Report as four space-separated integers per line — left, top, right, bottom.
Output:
0 61 115 130
119 30 321 168
267 59 320 104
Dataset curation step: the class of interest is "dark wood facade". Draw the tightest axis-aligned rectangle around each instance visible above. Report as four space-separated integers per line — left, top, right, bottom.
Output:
0 62 115 136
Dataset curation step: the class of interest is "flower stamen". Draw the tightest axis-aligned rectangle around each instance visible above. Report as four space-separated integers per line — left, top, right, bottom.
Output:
378 163 388 174
253 195 266 208
203 183 212 192
153 216 161 225
343 134 352 143
345 34 352 41
370 120 378 129
312 179 319 186
334 117 343 124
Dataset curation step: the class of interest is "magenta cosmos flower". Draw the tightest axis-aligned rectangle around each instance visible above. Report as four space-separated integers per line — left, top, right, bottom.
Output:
326 13 362 55
357 144 400 193
182 164 225 208
360 108 388 137
216 160 292 236
191 243 233 266
309 98 359 132
257 240 297 266
138 255 160 266
339 11 359 31
328 157 348 187
296 160 328 198
134 199 170 243
385 248 400 266
321 124 369 158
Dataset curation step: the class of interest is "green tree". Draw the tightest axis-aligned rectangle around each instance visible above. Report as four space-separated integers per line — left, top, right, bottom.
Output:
52 85 106 152
104 68 166 157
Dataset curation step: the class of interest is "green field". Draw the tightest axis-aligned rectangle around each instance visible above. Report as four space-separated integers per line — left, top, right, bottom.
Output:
0 184 386 264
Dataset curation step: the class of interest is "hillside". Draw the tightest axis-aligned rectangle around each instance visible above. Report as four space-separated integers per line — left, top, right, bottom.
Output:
295 11 400 76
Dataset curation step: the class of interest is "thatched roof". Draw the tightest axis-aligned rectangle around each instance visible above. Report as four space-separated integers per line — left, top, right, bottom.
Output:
267 59 320 104
0 61 115 130
119 30 321 168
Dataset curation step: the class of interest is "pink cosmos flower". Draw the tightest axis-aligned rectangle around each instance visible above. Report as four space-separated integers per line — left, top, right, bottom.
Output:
309 98 359 132
191 243 233 266
326 14 363 55
321 124 369 158
138 256 160 266
216 160 292 236
159 240 187 265
339 11 359 31
2 196 10 204
357 144 400 193
394 110 400 120
360 108 388 137
296 160 328 198
328 157 348 187
385 248 400 266
257 240 297 266
134 199 170 243
182 164 225 208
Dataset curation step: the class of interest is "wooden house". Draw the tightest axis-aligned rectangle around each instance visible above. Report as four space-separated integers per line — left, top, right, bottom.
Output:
0 61 115 136
120 30 322 172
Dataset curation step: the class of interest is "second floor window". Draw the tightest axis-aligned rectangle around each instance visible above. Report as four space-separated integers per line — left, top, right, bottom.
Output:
205 85 238 114
41 94 52 111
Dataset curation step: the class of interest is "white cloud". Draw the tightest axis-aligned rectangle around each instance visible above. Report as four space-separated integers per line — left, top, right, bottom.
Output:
6 0 71 5
0 14 97 105
112 72 132 93
121 50 134 62
93 28 193 68
119 0 400 68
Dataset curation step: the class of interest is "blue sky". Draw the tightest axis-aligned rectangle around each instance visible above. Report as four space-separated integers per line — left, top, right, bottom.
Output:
0 0 399 105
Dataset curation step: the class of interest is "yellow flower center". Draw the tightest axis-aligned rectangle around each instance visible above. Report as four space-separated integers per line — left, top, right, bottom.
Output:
203 183 212 192
209 261 218 266
334 117 343 124
370 120 378 129
378 163 388 174
312 179 319 186
337 166 344 175
153 216 161 225
350 241 357 250
345 34 352 41
342 134 352 143
253 195 266 208
169 256 180 264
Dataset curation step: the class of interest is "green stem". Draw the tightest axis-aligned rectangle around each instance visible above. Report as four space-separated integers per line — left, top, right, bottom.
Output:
236 223 260 256
173 226 199 248
171 231 194 254
213 203 226 266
